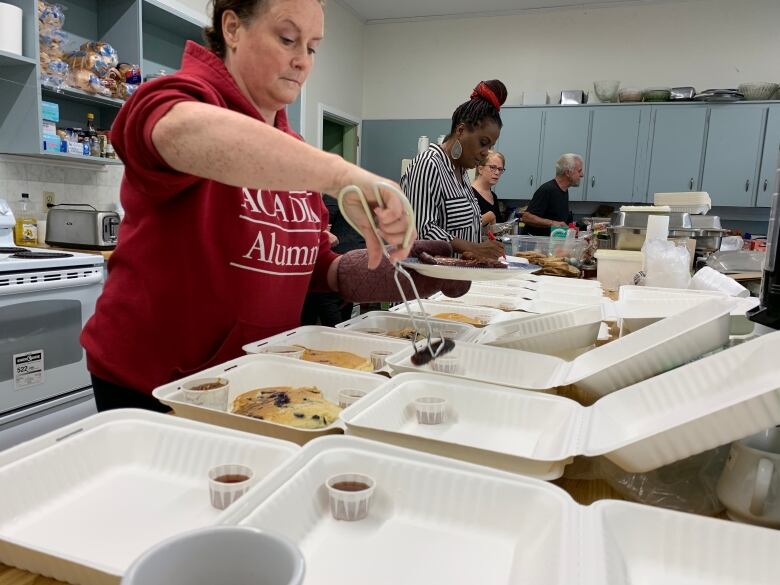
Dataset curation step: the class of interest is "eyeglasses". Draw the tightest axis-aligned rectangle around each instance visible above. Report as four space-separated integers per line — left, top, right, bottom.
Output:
485 164 506 174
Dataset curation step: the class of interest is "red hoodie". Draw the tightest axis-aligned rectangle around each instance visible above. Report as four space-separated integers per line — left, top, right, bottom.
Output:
81 42 338 394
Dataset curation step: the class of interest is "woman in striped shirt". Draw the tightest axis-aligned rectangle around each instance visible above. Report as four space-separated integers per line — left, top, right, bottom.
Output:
401 80 507 260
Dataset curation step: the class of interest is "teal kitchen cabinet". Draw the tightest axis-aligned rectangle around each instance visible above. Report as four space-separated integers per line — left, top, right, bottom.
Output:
495 108 543 199
539 108 591 201
702 106 766 207
646 105 707 198
757 106 780 207
586 107 643 202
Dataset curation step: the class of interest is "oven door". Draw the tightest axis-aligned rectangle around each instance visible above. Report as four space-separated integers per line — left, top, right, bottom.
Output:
0 266 103 413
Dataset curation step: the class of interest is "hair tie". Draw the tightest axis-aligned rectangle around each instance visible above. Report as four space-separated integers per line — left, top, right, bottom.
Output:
470 81 501 111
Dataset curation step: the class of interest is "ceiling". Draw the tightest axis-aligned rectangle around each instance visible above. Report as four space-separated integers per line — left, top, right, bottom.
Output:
339 0 675 24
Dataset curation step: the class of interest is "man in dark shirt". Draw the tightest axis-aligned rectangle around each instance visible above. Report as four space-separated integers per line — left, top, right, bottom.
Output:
522 153 583 236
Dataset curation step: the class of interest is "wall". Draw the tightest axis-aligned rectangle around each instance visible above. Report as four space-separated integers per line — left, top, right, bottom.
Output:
362 0 780 119
301 0 365 147
0 157 123 217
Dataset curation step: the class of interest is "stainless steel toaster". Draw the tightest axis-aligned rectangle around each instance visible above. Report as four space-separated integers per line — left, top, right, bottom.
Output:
46 204 119 250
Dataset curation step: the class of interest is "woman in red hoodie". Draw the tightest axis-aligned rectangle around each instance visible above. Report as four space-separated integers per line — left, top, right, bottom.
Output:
81 0 468 411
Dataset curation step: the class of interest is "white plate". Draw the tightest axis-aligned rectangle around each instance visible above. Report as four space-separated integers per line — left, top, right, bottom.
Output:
400 258 540 281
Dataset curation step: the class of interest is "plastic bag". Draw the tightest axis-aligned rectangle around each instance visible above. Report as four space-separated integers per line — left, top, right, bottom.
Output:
565 446 730 516
642 238 691 289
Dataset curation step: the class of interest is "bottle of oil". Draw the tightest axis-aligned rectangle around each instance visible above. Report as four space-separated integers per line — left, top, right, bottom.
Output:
14 193 38 245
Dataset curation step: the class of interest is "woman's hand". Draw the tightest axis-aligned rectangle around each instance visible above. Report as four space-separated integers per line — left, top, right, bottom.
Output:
460 239 505 260
331 168 416 269
481 211 497 226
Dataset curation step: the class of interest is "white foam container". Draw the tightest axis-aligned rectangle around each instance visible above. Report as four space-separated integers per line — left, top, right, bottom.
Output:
335 310 478 341
507 273 603 288
0 410 299 585
345 325 780 476
222 436 780 585
595 250 643 290
472 305 604 358
153 354 388 444
430 290 603 313
242 326 409 367
470 281 605 298
617 285 759 335
388 300 522 324
387 299 732 399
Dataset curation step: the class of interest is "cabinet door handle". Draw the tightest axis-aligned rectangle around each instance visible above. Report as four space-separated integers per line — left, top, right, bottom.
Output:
591 176 596 188
529 175 534 186
764 179 769 192
689 178 694 190
745 179 751 192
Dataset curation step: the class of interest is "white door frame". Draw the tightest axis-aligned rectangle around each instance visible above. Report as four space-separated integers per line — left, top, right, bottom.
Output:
317 103 362 165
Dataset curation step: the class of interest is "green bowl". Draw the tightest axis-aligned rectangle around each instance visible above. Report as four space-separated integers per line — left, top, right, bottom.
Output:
642 88 671 102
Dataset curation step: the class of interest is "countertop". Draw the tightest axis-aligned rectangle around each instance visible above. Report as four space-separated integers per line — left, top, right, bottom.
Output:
0 478 625 585
28 242 113 260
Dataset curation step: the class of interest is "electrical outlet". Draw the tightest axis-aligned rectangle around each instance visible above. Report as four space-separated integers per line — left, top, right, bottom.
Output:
43 191 55 208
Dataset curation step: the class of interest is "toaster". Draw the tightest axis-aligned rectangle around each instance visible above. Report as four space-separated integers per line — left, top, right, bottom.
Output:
46 204 120 250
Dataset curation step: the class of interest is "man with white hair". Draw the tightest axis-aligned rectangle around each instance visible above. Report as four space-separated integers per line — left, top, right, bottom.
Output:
522 153 582 236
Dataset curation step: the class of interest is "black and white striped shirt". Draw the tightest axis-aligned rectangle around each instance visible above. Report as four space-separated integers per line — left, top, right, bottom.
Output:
401 144 481 243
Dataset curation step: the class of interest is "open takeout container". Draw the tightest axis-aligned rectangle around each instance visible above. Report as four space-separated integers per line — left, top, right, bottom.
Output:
0 410 299 585
153 354 388 444
220 436 780 585
387 298 732 400
335 310 479 342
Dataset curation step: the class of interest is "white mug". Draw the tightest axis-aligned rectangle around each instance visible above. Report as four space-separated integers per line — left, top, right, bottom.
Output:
717 427 780 528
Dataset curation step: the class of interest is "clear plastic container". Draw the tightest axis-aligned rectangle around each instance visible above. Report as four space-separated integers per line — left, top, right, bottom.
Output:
414 397 448 425
208 464 254 510
338 388 367 409
181 377 229 411
352 327 388 337
326 473 376 521
370 350 393 371
505 235 585 259
430 355 460 375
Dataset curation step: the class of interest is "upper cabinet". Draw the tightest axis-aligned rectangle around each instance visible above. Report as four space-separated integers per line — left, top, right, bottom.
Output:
646 106 707 197
702 106 766 207
496 108 543 200
586 108 643 202
758 107 780 207
539 108 591 201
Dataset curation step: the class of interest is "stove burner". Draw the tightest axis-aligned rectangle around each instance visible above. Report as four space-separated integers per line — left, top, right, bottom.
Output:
0 247 30 253
10 251 74 259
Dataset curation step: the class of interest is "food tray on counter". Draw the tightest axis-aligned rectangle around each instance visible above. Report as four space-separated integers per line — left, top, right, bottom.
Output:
222 436 780 585
388 300 524 325
242 325 409 368
387 299 732 400
472 305 604 358
0 410 299 585
335 310 479 341
153 354 388 444
344 324 780 476
617 285 759 335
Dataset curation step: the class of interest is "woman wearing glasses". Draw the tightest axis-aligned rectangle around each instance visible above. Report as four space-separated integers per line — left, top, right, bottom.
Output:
472 150 507 226
402 80 507 260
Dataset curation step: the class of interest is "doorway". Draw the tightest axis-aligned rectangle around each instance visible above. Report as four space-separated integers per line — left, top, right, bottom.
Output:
317 104 361 165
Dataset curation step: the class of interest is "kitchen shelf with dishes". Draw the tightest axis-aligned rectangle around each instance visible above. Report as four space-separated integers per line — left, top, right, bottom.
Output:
0 0 207 166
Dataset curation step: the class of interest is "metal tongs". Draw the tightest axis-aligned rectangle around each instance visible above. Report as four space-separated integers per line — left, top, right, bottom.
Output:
337 183 454 365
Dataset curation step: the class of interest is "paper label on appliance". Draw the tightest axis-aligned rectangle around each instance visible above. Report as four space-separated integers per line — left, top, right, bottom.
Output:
13 350 45 390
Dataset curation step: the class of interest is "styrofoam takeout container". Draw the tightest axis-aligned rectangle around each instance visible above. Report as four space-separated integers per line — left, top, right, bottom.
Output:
0 410 299 585
222 436 780 585
387 299 732 400
242 326 409 369
469 281 605 298
616 285 759 335
344 324 780 477
335 310 478 342
388 300 522 325
472 305 604 358
154 354 388 444
430 289 604 312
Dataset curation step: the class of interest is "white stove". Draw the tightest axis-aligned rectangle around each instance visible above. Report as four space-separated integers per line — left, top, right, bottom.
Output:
0 199 102 449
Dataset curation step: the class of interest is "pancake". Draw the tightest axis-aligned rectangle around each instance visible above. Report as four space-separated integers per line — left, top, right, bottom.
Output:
431 312 485 326
296 346 372 371
231 386 341 429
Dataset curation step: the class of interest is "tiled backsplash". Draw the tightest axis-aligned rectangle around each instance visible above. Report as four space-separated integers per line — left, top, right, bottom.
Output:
0 157 123 215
